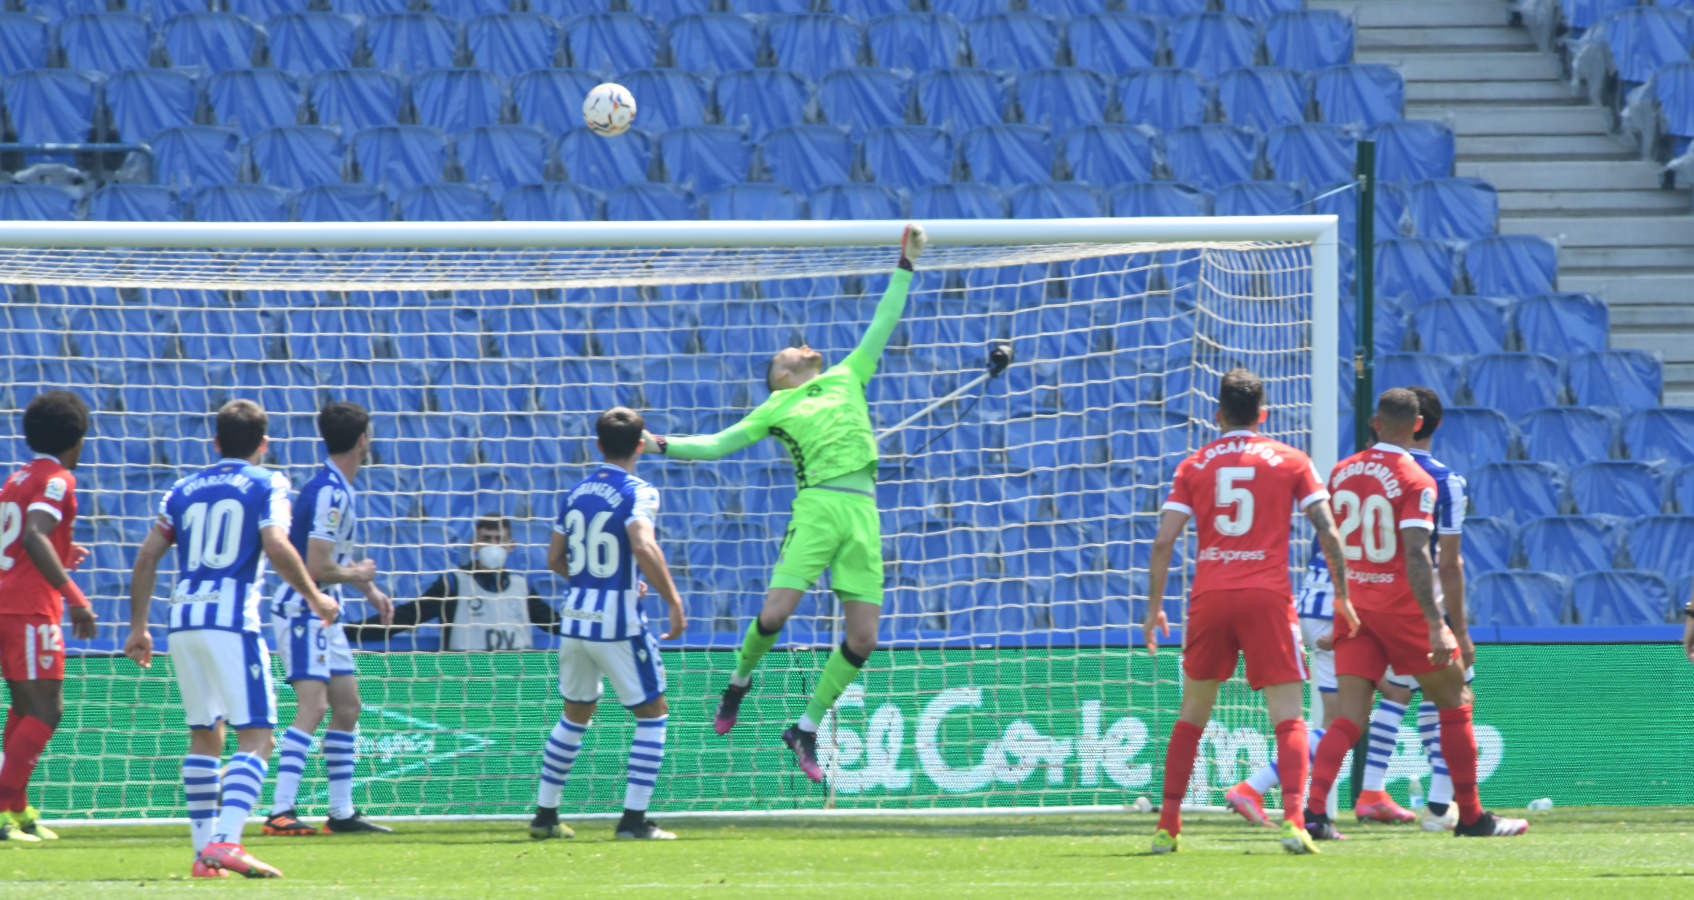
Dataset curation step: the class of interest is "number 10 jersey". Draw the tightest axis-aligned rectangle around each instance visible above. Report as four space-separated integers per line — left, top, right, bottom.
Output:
157 458 292 634
554 463 661 642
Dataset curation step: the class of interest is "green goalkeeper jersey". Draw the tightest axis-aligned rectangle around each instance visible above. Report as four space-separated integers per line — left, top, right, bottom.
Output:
662 266 913 488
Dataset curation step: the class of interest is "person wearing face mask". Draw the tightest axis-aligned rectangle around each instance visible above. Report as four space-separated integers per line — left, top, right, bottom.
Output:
344 515 561 652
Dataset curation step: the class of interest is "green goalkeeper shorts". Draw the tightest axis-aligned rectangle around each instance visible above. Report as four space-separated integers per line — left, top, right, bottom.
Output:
772 487 884 603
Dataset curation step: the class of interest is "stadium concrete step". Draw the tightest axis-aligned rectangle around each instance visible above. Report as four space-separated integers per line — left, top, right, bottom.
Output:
1459 134 1634 160
1562 273 1694 304
1608 304 1694 328
1411 104 1612 136
1307 0 1510 28
1358 27 1533 52
1559 247 1694 272
1358 51 1561 82
1499 215 1694 248
1406 80 1584 104
1499 188 1690 216
1457 160 1667 191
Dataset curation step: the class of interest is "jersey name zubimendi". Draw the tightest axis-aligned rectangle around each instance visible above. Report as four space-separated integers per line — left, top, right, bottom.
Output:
554 464 660 642
159 458 291 634
273 461 357 620
1326 443 1437 615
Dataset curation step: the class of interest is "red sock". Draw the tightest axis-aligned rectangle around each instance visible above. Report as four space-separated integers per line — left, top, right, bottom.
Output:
1438 705 1483 825
1274 719 1308 828
1305 717 1360 817
0 715 51 813
3 708 16 751
1158 721 1204 835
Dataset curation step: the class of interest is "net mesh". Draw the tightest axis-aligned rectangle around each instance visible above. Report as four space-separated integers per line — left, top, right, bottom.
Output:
4 235 1323 818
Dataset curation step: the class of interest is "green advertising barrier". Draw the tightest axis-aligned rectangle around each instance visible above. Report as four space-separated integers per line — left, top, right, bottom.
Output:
30 643 1694 820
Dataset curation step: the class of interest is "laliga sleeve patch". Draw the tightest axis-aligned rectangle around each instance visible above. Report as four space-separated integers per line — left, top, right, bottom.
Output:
1419 488 1436 514
43 477 66 502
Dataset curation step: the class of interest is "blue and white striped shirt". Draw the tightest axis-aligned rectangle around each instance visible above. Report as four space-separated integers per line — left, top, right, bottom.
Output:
553 464 661 642
159 458 292 634
273 461 357 620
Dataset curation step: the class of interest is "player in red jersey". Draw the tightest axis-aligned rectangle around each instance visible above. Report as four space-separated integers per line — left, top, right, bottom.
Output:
0 391 95 842
1302 388 1527 840
1143 369 1356 855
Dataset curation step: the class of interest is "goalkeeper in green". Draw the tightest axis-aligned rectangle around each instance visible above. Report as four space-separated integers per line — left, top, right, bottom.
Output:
640 223 926 781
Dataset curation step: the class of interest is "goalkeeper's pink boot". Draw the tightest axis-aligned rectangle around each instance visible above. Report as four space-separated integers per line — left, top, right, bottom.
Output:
198 842 283 878
713 680 750 736
781 725 824 783
1354 790 1418 824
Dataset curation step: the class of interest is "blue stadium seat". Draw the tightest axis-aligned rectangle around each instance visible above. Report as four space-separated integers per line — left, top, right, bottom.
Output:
861 125 953 192
911 182 1005 219
161 12 259 71
565 12 660 73
1165 124 1259 191
1624 515 1694 580
249 125 344 189
1376 352 1462 403
148 125 242 188
366 12 459 75
1639 60 1694 158
659 125 751 194
715 68 811 141
1116 67 1207 133
1520 515 1621 577
1016 68 1108 133
1519 407 1616 468
627 0 711 21
701 183 805 220
266 12 360 76
1170 12 1257 80
1223 0 1302 20
1316 178 1406 243
758 125 852 194
205 69 301 139
1671 465 1694 513
1216 67 1307 132
1312 63 1402 128
1566 350 1662 411
455 124 548 193
1008 182 1101 218
818 67 909 139
348 125 448 193
726 0 813 15
1561 0 1635 33
769 13 862 82
866 13 964 74
930 0 1013 19
1058 123 1157 186
0 13 49 73
1409 177 1498 240
916 68 1007 131
1571 460 1662 517
4 69 96 144
1371 119 1454 183
1464 234 1557 297
620 68 711 134
308 69 405 134
606 182 694 220
462 13 558 79
104 68 197 142
808 183 901 219
1264 9 1351 70
0 183 74 220
1067 12 1160 72
835 0 909 18
1462 516 1516 574
337 0 410 16
969 12 1058 72
1623 407 1694 464
1374 237 1455 307
1515 292 1607 356
412 68 503 134
1437 407 1516 474
1262 122 1356 192
1584 7 1694 90
431 0 511 19
1110 181 1210 217
1213 180 1301 217
668 12 756 79
1464 353 1561 421
59 13 149 71
1470 571 1570 626
499 182 602 220
86 183 180 221
294 183 390 221
397 183 494 221
555 127 652 187
1469 461 1565 524
511 69 602 134
1571 570 1672 625
189 183 292 221
958 123 1052 189
528 0 602 17
1410 295 1507 355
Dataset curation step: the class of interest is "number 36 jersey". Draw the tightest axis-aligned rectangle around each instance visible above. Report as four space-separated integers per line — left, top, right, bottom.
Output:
554 464 660 642
157 458 292 635
1164 430 1328 599
1326 443 1437 615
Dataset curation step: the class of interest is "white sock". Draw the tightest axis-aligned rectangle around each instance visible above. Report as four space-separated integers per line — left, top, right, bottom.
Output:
797 713 819 733
537 717 586 809
182 754 221 854
1362 699 1407 792
1418 702 1453 805
323 729 358 820
728 673 751 688
270 726 313 815
623 715 667 813
1245 757 1280 794
212 752 267 846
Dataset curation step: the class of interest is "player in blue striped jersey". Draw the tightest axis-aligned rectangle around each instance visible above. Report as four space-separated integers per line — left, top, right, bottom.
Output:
265 402 394 837
124 400 337 879
528 407 685 843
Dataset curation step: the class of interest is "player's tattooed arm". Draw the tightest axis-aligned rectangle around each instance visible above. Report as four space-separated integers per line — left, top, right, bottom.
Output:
1437 533 1472 668
1403 527 1453 666
1304 500 1358 638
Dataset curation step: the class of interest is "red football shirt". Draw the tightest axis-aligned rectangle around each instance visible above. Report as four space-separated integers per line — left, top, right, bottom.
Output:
1164 430 1328 598
0 455 80 618
1326 443 1437 614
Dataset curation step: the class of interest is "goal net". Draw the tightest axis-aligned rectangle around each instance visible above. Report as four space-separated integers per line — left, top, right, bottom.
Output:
1 218 1338 820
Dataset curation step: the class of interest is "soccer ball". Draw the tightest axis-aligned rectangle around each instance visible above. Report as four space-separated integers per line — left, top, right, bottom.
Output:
582 82 636 138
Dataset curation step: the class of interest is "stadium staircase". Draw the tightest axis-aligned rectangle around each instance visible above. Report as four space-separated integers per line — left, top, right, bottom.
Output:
1318 0 1694 405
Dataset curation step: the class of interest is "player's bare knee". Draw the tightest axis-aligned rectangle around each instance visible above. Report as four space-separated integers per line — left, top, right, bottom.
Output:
631 696 667 718
562 701 597 725
189 729 223 757
328 698 361 732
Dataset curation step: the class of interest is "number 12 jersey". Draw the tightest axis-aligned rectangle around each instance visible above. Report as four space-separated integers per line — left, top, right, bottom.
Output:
554 464 660 642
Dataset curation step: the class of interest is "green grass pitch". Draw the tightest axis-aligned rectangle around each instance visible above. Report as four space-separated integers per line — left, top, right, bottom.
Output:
3 808 1691 897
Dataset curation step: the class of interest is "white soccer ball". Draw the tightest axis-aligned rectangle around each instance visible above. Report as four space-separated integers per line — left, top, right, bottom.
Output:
583 82 636 138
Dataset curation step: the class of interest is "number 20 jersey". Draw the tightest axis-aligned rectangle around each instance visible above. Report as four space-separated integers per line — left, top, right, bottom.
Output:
158 458 292 634
1326 443 1437 615
553 464 660 642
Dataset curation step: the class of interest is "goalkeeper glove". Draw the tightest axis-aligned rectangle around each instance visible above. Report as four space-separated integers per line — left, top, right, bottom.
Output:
900 223 927 267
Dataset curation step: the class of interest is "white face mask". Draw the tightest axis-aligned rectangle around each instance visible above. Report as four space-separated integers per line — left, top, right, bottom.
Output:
475 544 508 571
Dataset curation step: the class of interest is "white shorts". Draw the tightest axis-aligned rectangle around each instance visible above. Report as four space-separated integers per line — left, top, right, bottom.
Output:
170 629 277 731
1384 663 1476 691
558 633 666 709
1300 617 1337 693
273 614 356 683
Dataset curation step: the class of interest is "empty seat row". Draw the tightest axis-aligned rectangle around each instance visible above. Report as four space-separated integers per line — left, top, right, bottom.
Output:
1472 568 1684 626
1468 513 1694 578
1463 460 1694 523
1423 403 1687 474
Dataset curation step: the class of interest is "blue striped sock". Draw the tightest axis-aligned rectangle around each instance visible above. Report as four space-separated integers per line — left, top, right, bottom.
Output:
624 716 667 813
323 730 358 820
1418 702 1453 804
537 718 587 809
212 753 267 846
1361 700 1407 792
182 754 220 855
269 726 313 815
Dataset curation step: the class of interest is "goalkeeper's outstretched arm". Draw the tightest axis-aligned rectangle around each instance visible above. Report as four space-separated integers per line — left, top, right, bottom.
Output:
842 223 927 384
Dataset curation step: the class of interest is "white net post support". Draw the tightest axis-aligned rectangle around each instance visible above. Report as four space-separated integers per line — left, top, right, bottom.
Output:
0 216 1337 821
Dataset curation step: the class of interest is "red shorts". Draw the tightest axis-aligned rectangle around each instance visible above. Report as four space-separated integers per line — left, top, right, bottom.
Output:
0 614 64 682
1334 607 1445 682
1182 589 1305 691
